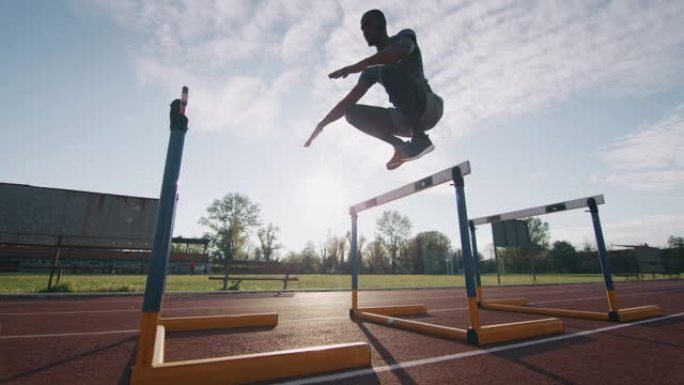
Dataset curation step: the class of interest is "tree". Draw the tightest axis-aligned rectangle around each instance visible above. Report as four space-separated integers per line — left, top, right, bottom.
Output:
322 233 348 273
282 242 321 273
364 236 390 273
526 218 551 278
528 217 550 249
667 235 684 248
300 241 321 273
550 240 579 273
376 210 412 274
407 231 452 274
498 218 551 276
257 223 282 262
199 193 261 288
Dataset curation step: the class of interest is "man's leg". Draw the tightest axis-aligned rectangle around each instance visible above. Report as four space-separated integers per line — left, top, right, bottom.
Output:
344 104 406 148
344 105 409 170
380 68 435 161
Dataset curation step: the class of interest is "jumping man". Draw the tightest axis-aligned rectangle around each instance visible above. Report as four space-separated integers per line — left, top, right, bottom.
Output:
304 9 443 170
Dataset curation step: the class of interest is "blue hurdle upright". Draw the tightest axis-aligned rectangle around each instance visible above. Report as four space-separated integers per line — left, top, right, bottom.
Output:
130 88 370 385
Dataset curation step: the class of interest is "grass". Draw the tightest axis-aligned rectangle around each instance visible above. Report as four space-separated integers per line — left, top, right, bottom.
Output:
0 273 679 294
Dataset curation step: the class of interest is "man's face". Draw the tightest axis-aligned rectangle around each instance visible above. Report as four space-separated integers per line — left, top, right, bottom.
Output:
361 17 381 46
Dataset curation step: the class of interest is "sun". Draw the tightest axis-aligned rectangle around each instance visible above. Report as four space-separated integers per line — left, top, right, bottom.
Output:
301 175 346 215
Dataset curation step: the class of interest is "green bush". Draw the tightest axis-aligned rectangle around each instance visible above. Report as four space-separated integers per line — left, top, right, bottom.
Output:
39 282 73 293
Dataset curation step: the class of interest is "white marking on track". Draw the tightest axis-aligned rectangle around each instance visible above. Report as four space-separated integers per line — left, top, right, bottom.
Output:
276 312 684 385
0 329 139 340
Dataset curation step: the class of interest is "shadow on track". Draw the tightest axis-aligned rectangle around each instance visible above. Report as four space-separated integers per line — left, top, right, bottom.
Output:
0 335 137 385
355 321 417 385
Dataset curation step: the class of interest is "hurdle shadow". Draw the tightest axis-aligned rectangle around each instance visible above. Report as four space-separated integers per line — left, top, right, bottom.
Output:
0 335 137 385
494 335 591 359
605 331 684 349
604 317 684 348
638 316 684 330
491 337 593 385
355 321 416 385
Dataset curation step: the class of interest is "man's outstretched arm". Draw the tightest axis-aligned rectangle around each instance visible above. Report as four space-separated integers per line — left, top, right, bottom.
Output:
304 82 370 147
329 37 415 79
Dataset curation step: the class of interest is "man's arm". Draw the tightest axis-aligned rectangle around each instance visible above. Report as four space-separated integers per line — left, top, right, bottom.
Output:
329 37 416 79
304 82 370 147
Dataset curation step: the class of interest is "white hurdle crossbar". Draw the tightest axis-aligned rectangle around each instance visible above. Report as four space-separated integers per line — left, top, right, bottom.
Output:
470 194 605 226
350 161 471 214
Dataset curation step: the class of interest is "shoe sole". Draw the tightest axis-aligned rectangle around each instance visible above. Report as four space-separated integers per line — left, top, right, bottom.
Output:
402 144 434 162
386 159 404 170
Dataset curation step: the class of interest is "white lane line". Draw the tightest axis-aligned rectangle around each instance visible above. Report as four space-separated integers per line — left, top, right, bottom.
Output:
0 329 139 340
276 312 684 385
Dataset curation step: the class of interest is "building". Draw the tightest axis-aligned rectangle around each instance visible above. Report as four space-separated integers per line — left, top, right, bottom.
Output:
0 244 209 275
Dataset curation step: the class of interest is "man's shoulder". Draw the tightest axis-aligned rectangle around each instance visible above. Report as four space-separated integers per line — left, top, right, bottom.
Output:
394 29 417 39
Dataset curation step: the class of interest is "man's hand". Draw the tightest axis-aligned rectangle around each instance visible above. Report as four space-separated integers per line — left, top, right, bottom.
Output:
328 62 366 79
304 122 325 147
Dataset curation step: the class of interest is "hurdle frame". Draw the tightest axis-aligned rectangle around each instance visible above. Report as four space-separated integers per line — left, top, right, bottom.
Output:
469 195 663 323
130 88 371 385
349 162 564 345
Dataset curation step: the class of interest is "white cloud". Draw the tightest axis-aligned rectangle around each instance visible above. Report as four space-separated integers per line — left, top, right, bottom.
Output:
596 104 684 191
78 0 684 143
553 214 684 248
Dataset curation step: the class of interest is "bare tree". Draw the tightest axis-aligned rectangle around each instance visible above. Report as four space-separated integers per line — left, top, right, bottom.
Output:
199 193 261 288
257 223 282 262
376 210 412 274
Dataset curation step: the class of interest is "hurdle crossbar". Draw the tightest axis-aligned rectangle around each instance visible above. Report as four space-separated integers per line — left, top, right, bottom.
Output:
470 194 605 226
349 162 565 345
350 161 471 214
469 195 663 323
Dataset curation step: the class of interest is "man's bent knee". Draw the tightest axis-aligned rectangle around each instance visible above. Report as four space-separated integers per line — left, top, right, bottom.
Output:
344 105 363 127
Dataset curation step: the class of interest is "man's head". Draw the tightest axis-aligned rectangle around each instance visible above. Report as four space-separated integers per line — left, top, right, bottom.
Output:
361 9 387 47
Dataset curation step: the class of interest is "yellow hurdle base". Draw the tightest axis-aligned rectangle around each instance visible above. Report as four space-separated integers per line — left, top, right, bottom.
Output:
131 341 371 385
159 313 278 332
131 320 370 385
482 303 611 321
355 305 427 317
616 306 663 322
352 310 468 341
481 298 529 307
473 318 564 345
482 303 664 323
351 310 564 346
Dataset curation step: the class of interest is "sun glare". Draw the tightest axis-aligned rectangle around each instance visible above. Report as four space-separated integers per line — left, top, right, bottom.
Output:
301 175 346 215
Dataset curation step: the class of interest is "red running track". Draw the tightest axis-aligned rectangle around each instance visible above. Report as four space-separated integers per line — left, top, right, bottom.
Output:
1 279 682 385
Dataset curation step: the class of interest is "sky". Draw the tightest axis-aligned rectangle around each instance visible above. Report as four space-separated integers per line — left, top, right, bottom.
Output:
1 0 683 259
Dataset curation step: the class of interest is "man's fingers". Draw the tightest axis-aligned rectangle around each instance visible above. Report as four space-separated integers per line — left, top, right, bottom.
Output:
304 128 321 147
328 67 347 79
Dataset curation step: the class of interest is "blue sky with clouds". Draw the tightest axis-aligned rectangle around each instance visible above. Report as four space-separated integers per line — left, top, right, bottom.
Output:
2 0 683 258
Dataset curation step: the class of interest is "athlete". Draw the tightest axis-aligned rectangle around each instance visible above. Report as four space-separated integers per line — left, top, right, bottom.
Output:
305 9 443 170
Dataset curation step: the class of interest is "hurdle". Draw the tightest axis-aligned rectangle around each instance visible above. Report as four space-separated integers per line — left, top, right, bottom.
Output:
349 162 564 345
130 88 370 385
469 195 663 323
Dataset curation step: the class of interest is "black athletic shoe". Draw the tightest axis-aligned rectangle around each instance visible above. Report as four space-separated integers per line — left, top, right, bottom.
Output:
401 136 434 161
